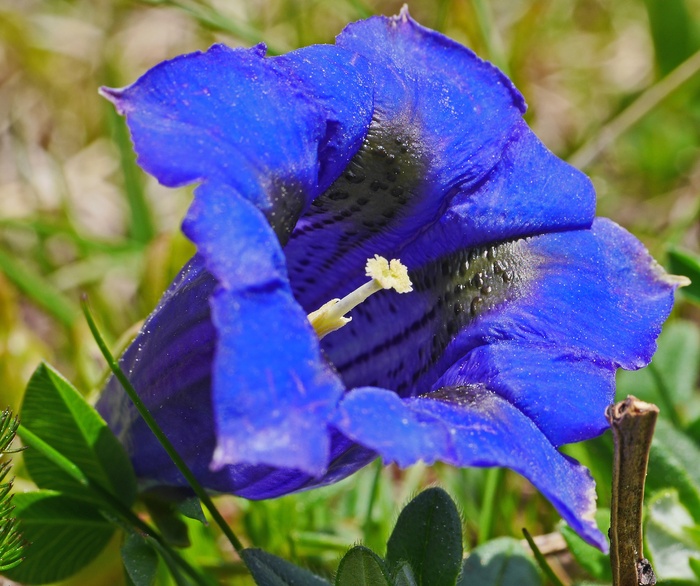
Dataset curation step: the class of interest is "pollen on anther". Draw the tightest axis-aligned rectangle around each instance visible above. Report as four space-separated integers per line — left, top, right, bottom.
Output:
366 255 413 293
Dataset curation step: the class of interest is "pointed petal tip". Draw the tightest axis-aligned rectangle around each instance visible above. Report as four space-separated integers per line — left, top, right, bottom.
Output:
251 42 268 57
664 272 692 288
584 525 609 553
648 256 691 289
98 86 130 114
98 85 121 101
396 4 411 22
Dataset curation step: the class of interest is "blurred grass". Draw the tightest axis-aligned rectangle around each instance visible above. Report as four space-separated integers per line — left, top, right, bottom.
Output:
1 0 700 584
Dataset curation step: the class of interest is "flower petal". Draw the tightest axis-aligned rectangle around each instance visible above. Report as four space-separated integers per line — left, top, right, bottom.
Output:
99 183 349 481
336 9 526 189
332 386 606 550
101 42 373 240
400 119 596 265
273 45 374 194
184 183 345 476
434 342 615 446
100 43 375 478
97 248 373 490
285 10 530 311
446 218 677 371
96 255 221 487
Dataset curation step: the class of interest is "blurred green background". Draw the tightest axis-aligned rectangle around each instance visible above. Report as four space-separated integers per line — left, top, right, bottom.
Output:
1 0 699 584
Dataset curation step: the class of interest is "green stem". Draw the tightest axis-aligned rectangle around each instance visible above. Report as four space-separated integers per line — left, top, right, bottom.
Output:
569 46 700 170
81 298 245 554
477 467 502 543
362 458 382 535
104 90 154 245
470 0 509 76
522 528 566 586
17 425 212 586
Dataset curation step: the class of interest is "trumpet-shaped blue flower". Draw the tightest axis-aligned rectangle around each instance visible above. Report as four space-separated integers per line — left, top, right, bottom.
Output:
97 10 682 549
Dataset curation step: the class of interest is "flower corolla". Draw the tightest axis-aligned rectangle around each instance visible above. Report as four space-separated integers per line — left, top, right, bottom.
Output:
98 9 682 549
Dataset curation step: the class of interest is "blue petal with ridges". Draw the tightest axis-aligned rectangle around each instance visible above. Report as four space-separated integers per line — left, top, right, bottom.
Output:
337 9 524 192
274 45 374 194
332 386 606 550
185 183 345 475
101 42 373 238
95 255 220 487
433 343 615 446
400 119 596 266
444 219 677 373
99 39 375 477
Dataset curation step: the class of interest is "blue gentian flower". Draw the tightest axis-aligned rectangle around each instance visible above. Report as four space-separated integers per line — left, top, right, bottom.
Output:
97 9 682 549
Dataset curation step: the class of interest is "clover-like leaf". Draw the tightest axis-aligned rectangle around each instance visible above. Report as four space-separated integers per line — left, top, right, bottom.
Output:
2 490 114 585
121 533 159 586
20 363 136 507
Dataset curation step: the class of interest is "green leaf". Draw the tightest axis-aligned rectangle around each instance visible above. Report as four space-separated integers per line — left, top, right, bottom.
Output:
559 509 612 582
392 561 418 586
143 495 190 548
121 533 159 586
646 490 700 582
643 0 699 75
385 488 463 586
140 494 206 549
20 363 136 507
668 248 700 305
690 556 700 580
241 548 331 586
2 490 115 585
458 538 541 586
647 419 700 522
178 496 207 524
336 546 391 586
